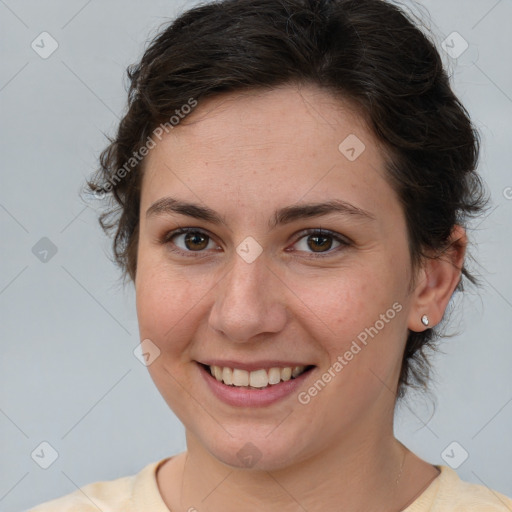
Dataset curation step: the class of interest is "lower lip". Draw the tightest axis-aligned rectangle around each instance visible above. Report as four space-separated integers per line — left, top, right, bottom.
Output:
198 363 313 407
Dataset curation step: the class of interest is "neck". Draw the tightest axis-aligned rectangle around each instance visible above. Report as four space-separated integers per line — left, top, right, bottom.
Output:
162 428 412 512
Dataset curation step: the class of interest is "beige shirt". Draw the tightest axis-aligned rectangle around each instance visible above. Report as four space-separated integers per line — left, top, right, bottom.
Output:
27 457 512 511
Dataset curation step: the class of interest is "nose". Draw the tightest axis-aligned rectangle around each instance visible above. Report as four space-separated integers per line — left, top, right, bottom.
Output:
208 252 288 343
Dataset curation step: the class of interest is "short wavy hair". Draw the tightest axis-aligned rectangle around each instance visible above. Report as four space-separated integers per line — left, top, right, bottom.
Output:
87 0 487 400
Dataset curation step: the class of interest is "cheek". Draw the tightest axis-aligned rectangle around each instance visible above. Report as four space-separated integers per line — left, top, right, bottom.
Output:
294 267 393 332
135 258 211 354
293 271 408 416
290 259 408 369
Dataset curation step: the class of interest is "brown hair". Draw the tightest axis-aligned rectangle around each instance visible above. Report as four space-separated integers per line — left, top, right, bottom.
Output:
87 0 487 400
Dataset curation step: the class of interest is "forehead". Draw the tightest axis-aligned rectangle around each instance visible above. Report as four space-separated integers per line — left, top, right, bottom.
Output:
151 85 377 161
141 84 398 225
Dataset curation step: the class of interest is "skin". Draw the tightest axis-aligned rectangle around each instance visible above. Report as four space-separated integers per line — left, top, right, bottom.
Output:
135 84 466 511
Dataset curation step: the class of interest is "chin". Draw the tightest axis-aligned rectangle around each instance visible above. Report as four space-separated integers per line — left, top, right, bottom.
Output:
195 424 313 472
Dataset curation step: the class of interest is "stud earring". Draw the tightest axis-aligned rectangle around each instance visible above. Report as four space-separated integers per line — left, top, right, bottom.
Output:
421 314 429 327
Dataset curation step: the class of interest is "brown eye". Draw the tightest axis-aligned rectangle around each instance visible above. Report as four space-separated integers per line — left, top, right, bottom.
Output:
292 229 350 257
307 233 334 252
164 228 217 255
182 231 210 251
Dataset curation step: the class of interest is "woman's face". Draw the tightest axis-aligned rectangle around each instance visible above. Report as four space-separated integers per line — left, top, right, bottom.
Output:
135 85 420 470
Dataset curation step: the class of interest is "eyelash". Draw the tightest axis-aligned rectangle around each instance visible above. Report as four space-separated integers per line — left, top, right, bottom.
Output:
160 227 351 259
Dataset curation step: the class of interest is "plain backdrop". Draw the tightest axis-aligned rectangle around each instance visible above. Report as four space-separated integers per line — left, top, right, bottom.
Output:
1 1 511 510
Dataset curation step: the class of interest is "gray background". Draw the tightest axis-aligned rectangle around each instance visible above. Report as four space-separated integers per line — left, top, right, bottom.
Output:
1 0 511 510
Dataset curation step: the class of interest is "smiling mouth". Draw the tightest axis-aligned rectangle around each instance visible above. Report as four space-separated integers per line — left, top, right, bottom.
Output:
199 363 315 389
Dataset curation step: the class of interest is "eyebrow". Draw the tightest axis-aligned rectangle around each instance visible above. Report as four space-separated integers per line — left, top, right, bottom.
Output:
145 196 375 229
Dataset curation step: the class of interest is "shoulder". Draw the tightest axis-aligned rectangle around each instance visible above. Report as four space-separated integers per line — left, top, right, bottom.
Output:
409 465 512 512
25 459 167 512
25 474 136 512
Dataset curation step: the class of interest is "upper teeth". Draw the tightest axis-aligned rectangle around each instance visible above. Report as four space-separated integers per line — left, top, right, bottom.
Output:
209 365 306 388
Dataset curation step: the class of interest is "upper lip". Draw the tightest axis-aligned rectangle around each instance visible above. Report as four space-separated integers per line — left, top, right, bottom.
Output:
198 360 314 372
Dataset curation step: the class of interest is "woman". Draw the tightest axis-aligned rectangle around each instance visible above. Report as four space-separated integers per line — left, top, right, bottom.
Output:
28 0 512 510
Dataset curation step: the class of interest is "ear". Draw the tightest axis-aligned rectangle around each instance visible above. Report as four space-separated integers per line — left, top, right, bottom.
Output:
407 225 467 332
